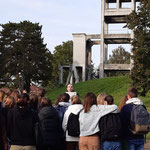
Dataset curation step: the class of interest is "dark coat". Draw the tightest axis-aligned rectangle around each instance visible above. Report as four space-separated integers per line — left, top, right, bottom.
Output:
38 106 61 146
7 106 38 146
120 104 144 140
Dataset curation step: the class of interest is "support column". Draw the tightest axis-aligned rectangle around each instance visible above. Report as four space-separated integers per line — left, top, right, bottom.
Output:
131 0 136 11
117 0 120 10
100 0 105 78
59 65 63 84
72 33 87 82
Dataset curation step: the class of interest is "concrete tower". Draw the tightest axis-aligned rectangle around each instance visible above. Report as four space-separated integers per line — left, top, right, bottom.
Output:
100 0 139 78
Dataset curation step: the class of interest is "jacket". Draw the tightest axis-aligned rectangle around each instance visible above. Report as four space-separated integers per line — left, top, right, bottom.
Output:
38 106 61 145
79 104 118 136
62 104 83 141
120 97 144 140
7 106 38 146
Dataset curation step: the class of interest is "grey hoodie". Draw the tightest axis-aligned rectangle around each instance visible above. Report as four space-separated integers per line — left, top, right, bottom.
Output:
79 104 119 136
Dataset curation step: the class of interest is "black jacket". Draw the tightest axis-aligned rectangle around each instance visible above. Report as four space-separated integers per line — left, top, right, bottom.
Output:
38 106 61 146
120 104 144 140
7 106 38 146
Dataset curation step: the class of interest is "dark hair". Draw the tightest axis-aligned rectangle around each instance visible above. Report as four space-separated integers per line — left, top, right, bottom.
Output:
104 95 114 105
54 94 63 106
29 93 38 110
83 92 97 113
128 88 138 98
40 97 52 108
61 93 70 102
38 88 46 97
17 93 29 107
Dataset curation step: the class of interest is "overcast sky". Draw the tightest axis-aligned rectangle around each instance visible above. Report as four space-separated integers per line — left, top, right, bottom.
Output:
0 0 130 67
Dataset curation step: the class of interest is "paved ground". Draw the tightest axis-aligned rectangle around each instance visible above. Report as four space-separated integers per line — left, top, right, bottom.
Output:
144 141 150 150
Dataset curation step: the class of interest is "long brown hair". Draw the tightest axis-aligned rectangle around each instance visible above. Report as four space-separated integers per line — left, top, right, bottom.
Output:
118 96 128 112
83 92 97 113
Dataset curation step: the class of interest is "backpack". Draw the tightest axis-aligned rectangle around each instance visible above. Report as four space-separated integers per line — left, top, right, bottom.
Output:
99 113 122 141
67 112 80 137
129 104 150 135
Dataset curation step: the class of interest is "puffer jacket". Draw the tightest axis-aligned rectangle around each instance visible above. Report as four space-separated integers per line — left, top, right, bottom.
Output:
38 106 61 146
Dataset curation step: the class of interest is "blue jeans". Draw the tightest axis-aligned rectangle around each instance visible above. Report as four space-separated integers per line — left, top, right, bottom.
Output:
128 139 144 150
102 141 121 150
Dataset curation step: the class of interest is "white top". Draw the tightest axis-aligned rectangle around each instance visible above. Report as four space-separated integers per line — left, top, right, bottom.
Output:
79 104 119 137
62 104 83 141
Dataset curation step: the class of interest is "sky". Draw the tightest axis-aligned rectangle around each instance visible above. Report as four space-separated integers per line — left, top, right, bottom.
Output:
0 0 131 67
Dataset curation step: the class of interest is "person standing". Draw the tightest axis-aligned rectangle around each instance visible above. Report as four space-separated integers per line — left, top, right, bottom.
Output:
7 93 38 150
79 92 119 150
120 88 145 150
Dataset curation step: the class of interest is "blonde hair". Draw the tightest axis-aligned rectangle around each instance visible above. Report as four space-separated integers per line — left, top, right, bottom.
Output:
97 93 106 105
0 90 5 102
3 96 15 108
71 95 82 104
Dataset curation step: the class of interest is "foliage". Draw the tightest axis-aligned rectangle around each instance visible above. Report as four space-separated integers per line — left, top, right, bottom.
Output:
51 41 73 86
0 21 52 92
126 0 150 96
108 46 130 64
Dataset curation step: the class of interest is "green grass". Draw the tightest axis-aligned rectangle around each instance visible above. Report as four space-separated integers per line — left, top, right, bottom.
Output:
47 75 150 140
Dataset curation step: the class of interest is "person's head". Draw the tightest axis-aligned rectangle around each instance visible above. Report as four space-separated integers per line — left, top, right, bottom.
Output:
118 96 128 112
61 93 70 102
11 90 20 104
40 97 52 108
127 88 138 99
71 95 82 105
104 95 114 105
17 93 29 107
97 93 106 105
53 94 63 106
67 84 74 92
29 93 38 110
83 92 97 113
3 96 15 108
0 90 5 102
37 88 46 97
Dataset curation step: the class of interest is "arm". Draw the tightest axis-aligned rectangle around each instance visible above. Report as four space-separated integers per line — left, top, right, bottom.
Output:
98 105 119 117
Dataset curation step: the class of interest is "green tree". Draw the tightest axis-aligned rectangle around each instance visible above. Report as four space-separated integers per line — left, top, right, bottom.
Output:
51 41 73 86
126 0 150 96
108 46 130 64
0 21 52 92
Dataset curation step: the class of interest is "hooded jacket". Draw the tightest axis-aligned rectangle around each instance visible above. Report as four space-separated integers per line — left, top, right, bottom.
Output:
62 104 83 141
120 97 144 140
79 104 118 136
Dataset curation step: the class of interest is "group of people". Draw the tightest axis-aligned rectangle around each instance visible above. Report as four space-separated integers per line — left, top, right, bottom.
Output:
0 84 147 150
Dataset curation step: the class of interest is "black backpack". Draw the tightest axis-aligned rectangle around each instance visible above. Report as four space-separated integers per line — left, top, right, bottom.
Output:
99 113 122 142
67 112 80 137
129 104 150 135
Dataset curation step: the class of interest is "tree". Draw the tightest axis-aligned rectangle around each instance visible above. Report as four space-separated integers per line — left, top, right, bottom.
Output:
126 0 150 96
51 41 73 86
0 21 52 92
108 46 130 64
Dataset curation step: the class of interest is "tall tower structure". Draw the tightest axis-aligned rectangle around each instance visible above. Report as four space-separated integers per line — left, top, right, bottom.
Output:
61 0 139 84
100 0 139 78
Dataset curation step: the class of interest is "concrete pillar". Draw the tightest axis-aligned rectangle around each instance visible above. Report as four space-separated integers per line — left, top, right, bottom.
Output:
72 33 87 82
104 44 108 63
117 0 120 10
100 0 105 78
59 65 63 84
131 0 136 11
82 65 86 82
